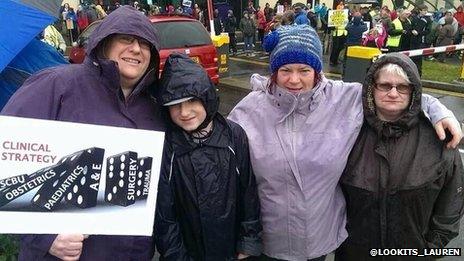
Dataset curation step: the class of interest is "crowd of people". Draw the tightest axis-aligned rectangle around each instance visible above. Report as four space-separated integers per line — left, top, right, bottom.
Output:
55 1 464 65
209 1 464 73
2 2 464 261
56 2 108 43
326 3 464 75
260 2 464 75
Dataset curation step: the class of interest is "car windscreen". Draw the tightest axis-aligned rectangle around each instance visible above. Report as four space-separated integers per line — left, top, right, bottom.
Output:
152 21 212 49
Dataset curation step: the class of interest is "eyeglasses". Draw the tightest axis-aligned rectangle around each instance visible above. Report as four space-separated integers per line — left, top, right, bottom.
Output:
374 83 412 94
113 34 151 50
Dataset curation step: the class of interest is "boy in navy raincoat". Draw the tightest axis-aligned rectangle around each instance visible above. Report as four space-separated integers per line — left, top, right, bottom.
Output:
154 53 262 260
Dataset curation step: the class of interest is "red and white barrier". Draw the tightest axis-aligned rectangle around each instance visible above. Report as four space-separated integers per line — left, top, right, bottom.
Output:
378 44 464 58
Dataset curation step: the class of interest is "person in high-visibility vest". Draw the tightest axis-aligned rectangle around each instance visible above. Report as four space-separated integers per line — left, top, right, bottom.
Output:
398 9 412 51
386 8 410 52
329 25 347 66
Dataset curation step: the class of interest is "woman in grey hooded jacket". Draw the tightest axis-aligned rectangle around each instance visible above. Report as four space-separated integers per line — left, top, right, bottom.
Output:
228 24 462 260
338 53 463 260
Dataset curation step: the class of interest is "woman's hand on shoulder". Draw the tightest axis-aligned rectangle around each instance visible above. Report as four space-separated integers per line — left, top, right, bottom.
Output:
434 117 463 149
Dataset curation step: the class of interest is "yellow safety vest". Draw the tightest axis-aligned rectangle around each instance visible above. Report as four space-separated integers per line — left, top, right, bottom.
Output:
386 18 403 47
332 26 347 37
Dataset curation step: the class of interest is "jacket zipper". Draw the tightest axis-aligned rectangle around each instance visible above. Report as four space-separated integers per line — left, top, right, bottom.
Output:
376 140 389 251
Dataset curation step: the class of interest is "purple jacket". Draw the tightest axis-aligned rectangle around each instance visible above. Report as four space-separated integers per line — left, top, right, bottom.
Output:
1 6 164 261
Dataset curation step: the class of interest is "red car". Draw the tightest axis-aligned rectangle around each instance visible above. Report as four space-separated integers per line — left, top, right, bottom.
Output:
69 15 219 84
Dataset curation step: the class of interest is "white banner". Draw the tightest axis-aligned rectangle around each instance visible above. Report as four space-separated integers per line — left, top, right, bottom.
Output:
0 116 164 236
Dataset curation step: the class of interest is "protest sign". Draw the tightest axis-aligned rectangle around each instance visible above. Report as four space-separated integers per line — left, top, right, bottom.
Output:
328 9 349 28
0 116 164 236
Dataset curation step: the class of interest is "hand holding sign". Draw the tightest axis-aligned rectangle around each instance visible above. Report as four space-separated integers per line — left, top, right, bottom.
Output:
49 234 85 261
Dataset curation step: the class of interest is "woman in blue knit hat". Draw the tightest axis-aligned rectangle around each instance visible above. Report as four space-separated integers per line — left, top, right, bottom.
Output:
228 24 462 260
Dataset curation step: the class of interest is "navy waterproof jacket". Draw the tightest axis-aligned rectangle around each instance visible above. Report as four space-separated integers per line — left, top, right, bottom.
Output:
1 6 164 261
345 16 367 45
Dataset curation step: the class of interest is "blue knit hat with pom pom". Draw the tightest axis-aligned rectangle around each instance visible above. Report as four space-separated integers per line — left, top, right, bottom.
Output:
263 25 323 74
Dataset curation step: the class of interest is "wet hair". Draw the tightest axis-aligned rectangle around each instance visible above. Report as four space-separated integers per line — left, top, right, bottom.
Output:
281 10 295 25
267 72 278 93
273 13 282 21
95 36 112 59
374 63 411 84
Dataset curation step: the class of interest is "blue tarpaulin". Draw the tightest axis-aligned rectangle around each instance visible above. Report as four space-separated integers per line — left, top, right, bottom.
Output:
0 0 61 71
0 0 64 110
0 38 68 109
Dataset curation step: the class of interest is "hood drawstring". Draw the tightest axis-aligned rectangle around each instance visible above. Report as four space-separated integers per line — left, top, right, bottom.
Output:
227 146 241 176
168 152 175 182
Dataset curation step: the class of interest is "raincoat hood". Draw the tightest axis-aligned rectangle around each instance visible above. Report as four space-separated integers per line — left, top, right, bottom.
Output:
159 53 218 130
85 5 160 94
363 53 422 138
86 6 159 58
352 15 363 25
